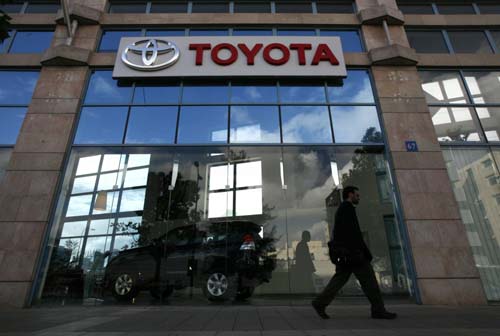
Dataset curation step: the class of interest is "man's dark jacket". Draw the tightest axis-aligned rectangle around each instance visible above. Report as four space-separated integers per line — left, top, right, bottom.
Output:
332 201 373 262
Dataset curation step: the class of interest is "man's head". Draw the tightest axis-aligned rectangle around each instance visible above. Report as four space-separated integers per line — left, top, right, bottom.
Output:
342 186 360 204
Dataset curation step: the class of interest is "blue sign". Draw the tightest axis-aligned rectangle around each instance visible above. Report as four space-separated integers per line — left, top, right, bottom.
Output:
405 141 419 152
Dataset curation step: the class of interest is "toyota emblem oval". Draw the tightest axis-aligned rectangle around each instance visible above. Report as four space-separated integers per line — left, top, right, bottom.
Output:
121 39 180 71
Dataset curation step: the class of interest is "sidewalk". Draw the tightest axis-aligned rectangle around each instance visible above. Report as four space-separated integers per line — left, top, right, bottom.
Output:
1 303 500 335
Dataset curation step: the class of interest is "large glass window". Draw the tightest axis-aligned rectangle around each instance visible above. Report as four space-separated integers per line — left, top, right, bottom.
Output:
420 70 500 143
98 30 142 52
191 1 229 13
109 2 147 13
275 1 312 13
234 1 270 13
150 2 188 13
398 4 434 14
478 4 500 14
448 31 493 54
316 2 354 13
25 2 60 13
76 71 380 146
0 71 39 145
1 30 53 54
40 144 410 304
442 147 500 301
320 30 363 53
406 31 449 53
437 4 475 14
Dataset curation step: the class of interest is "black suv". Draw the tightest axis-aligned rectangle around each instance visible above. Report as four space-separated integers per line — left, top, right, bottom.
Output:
104 220 276 302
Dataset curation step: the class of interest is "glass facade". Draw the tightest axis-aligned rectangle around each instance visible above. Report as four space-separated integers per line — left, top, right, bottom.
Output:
0 30 54 54
97 28 364 53
407 29 498 54
38 69 411 305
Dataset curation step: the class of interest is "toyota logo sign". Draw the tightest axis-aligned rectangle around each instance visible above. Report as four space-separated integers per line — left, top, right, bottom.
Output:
121 39 180 71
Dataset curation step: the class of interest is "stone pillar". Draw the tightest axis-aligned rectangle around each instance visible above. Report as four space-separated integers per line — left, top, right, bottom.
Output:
356 0 487 304
0 0 106 307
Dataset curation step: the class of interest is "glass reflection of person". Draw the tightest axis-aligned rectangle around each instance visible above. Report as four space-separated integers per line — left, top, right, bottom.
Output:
312 186 397 320
293 231 315 293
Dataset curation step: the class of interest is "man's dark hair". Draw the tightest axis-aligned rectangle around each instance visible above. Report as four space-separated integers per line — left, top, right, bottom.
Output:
342 186 359 200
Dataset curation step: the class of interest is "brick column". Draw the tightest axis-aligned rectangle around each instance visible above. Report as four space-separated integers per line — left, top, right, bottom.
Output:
356 0 487 304
0 0 105 307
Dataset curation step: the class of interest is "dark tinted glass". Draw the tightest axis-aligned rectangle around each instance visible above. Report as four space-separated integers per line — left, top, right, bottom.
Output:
85 71 133 104
316 2 354 13
189 29 229 36
277 29 316 36
0 107 27 144
231 84 278 103
125 106 177 144
490 31 500 53
437 5 475 14
133 84 181 104
75 107 128 144
177 106 228 143
9 31 53 53
398 4 434 14
448 31 493 53
275 2 312 13
232 29 273 36
478 4 500 14
279 84 326 103
281 106 332 143
150 2 188 13
0 4 23 13
145 29 185 37
320 30 363 52
98 30 141 52
191 2 229 13
328 70 374 103
230 106 280 143
406 30 449 53
331 106 382 143
25 3 60 13
182 84 229 103
234 2 270 13
0 71 39 105
109 3 147 13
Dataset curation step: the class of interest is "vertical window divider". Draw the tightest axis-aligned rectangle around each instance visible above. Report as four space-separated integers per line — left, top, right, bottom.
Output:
4 29 16 53
431 3 439 15
20 1 28 13
311 1 318 14
229 1 234 14
442 30 454 54
324 81 335 143
459 70 489 143
145 1 152 14
270 1 276 14
472 3 481 15
187 1 193 14
485 30 498 54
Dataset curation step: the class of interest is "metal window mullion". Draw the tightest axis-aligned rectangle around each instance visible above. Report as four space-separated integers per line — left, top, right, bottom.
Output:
485 30 498 54
431 3 439 15
311 1 317 14
187 1 193 14
229 1 234 14
5 29 17 53
20 1 28 14
472 3 481 15
459 70 489 143
442 29 454 54
270 1 276 14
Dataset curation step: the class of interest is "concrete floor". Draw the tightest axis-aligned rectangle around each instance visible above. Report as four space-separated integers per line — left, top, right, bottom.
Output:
1 303 500 336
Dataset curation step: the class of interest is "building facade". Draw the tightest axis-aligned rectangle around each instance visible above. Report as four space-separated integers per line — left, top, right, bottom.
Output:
0 0 499 307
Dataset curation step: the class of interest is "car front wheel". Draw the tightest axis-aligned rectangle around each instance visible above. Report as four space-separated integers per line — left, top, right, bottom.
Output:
111 273 138 302
202 271 237 302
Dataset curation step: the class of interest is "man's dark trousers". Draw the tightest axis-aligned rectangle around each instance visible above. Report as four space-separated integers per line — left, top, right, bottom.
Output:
313 260 385 313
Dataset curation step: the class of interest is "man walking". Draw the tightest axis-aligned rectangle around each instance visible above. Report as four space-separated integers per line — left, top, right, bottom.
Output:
312 186 397 320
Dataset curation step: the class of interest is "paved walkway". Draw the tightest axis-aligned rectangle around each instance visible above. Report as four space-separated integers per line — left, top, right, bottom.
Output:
1 303 500 335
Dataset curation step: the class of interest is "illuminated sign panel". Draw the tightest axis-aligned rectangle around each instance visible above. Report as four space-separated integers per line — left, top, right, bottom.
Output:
113 36 346 78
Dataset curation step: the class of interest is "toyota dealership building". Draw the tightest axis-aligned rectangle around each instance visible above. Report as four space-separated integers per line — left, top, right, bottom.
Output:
0 0 500 307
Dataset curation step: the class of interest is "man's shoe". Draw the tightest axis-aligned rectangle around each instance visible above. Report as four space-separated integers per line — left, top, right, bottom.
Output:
371 311 397 319
311 301 330 319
